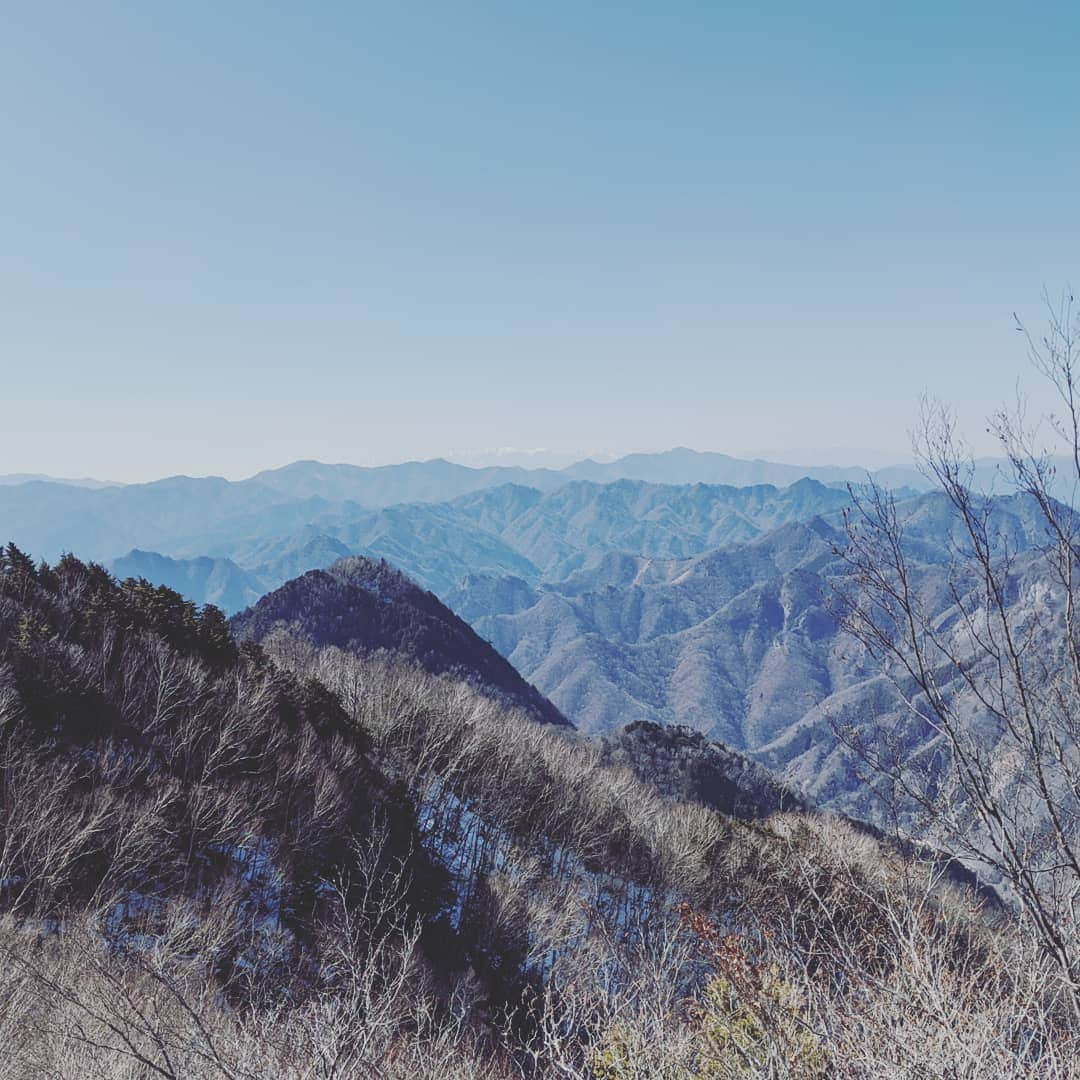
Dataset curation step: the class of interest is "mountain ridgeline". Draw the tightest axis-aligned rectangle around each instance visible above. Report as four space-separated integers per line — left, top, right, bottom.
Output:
0 452 911 567
462 491 1058 823
105 475 859 611
229 555 568 726
9 457 1061 836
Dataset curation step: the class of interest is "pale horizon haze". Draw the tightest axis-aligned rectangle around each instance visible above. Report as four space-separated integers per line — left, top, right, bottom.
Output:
2 3 1078 481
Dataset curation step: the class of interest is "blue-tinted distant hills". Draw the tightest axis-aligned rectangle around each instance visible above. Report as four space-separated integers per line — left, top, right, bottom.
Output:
0 477 328 564
0 448 1057 589
107 549 264 614
250 448 1068 503
251 457 566 503
250 450 929 499
560 446 1076 497
7 472 856 614
232 476 856 603
0 473 120 489
0 453 866 570
561 447 917 487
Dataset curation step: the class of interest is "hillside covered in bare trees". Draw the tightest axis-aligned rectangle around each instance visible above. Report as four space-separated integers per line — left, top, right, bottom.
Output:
1 542 1077 1077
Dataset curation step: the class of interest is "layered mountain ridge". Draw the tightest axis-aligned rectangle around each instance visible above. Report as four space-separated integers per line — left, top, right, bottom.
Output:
230 555 569 727
7 453 1063 834
0 450 920 565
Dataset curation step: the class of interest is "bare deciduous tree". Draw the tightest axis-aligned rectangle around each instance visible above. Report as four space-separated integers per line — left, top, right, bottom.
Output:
836 293 1080 988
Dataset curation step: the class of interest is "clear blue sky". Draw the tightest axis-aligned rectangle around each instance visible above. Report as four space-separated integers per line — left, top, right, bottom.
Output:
2 2 1077 480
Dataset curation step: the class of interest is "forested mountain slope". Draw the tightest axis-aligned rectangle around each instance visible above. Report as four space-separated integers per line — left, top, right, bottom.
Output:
0 540 1070 1077
0 542 444 982
463 491 1059 823
230 555 568 726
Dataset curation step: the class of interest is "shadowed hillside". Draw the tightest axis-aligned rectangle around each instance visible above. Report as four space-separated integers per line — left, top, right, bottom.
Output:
230 555 569 727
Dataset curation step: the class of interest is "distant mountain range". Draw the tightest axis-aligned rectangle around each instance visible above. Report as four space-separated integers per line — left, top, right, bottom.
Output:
107 549 264 614
7 449 1065 834
6 449 1056 569
0 473 119 489
249 458 567 504
8 448 1067 832
248 449 928 499
103 477 855 611
457 491 1055 823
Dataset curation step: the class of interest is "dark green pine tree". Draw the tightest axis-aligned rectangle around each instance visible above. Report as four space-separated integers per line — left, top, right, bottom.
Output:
196 604 238 667
3 542 38 602
4 542 37 580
